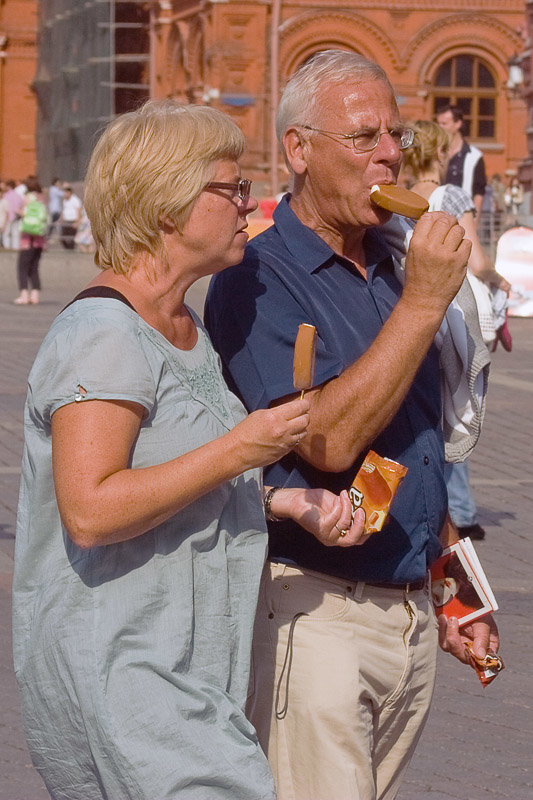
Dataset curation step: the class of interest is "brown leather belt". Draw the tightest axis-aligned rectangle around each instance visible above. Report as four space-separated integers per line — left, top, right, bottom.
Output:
365 576 428 592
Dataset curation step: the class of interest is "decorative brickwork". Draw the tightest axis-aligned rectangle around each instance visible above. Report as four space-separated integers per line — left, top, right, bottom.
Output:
150 0 527 195
8 0 525 192
518 1 533 201
0 1 38 179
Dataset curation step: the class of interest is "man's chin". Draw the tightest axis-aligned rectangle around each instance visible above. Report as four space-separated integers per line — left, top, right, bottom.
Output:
369 205 393 226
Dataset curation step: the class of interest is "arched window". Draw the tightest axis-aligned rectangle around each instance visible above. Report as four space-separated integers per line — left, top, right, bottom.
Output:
432 55 497 140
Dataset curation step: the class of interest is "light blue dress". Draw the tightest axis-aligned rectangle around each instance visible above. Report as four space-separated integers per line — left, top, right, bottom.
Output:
12 297 275 800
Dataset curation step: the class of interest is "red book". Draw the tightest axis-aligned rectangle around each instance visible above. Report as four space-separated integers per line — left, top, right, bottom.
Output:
430 537 498 626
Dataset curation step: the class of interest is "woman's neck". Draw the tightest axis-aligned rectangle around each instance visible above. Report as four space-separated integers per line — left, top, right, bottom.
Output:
87 262 198 350
411 171 441 200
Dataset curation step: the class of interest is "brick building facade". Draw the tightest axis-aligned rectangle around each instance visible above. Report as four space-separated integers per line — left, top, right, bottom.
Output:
3 0 528 195
0 0 38 181
150 0 529 196
34 2 150 185
518 0 533 199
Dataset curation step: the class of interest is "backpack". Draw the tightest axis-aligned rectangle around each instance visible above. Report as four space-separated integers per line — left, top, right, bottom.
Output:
20 196 47 236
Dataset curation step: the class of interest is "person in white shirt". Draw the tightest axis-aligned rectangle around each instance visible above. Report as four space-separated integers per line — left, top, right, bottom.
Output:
59 185 82 249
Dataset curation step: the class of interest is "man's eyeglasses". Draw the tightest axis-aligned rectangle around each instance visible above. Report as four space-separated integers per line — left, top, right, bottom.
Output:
300 125 415 153
204 178 252 203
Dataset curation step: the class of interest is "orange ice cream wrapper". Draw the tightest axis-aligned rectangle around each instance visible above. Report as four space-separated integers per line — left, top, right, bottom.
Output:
464 642 504 687
349 450 408 533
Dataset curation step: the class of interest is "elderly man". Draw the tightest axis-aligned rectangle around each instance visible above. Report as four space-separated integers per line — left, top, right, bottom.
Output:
205 51 499 800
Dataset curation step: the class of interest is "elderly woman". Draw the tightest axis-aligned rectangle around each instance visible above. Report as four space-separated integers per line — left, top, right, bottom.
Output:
12 101 365 800
402 120 509 295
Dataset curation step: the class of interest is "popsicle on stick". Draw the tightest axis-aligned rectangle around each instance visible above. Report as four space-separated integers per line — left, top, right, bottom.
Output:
370 184 429 219
293 323 317 399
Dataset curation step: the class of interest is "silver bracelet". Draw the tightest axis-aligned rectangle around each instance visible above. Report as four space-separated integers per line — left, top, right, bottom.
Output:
264 486 282 522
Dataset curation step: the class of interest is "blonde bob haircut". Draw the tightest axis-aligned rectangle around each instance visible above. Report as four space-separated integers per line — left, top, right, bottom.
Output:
402 119 450 179
84 100 245 274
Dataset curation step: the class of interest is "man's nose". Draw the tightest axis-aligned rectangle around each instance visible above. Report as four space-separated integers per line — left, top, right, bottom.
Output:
374 131 402 162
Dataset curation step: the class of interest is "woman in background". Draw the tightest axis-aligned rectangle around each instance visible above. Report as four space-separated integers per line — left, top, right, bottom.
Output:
403 121 509 295
402 119 510 541
504 176 524 224
13 175 47 305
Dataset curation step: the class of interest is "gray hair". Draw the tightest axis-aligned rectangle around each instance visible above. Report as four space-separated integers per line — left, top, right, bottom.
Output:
275 50 392 142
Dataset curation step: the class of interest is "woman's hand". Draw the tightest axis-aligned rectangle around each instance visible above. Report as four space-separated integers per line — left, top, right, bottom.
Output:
229 397 310 470
52 395 310 548
270 487 369 547
456 210 511 294
494 273 511 294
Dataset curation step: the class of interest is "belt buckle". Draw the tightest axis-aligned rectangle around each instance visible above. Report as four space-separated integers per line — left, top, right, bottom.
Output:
405 573 428 593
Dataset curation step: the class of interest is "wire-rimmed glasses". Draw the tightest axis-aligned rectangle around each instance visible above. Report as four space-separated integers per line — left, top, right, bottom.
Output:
300 125 415 153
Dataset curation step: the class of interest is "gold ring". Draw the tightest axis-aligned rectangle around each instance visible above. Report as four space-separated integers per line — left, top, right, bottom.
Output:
335 524 348 537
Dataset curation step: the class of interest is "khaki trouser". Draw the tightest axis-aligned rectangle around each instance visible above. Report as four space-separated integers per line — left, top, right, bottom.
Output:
247 562 438 800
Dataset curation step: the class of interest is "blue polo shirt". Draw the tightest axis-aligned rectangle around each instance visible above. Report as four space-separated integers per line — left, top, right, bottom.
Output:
205 195 447 583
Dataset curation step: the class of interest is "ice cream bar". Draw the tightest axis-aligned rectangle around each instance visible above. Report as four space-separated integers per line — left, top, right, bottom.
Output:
370 184 429 219
293 323 317 397
349 450 408 533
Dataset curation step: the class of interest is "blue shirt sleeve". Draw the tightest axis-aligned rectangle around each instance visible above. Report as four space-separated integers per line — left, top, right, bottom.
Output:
205 258 343 411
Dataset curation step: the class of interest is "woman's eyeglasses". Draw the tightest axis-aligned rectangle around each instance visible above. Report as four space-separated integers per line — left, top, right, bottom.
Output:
204 178 252 203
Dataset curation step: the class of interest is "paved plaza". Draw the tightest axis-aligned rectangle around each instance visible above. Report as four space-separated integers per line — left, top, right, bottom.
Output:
0 253 532 799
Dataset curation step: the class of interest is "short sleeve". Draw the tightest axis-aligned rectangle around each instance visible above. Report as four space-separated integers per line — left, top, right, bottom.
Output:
205 262 343 411
472 157 487 197
442 185 475 219
28 302 157 426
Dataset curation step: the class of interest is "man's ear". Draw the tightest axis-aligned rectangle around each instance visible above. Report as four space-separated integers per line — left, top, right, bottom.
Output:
282 127 309 176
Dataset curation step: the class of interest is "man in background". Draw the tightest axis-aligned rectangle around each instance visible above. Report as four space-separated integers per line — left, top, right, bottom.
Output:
437 104 487 227
59 185 82 249
437 103 493 541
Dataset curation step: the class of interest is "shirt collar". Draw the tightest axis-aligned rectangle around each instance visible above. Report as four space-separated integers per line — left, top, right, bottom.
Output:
272 193 393 276
272 194 334 272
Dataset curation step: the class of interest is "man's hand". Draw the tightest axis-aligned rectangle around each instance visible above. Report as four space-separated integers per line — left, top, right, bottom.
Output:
403 211 472 314
438 612 500 664
270 487 370 547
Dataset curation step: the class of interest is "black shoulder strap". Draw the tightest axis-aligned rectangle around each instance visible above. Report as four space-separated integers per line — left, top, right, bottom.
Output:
61 286 137 314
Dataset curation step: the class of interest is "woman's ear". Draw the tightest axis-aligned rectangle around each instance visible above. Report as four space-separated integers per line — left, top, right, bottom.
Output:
282 127 309 176
159 216 176 234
